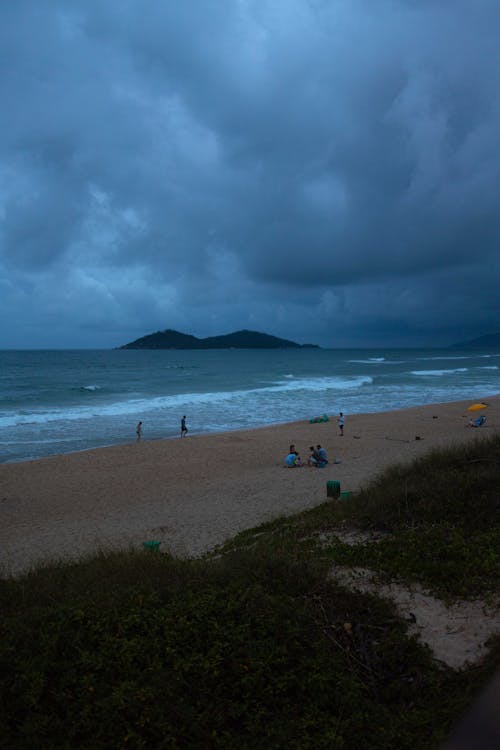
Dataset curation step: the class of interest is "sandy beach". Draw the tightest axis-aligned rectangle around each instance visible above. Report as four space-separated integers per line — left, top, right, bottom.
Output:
1 396 498 576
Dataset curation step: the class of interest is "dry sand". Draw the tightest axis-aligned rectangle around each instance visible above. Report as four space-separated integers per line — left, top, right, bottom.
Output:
1 396 498 576
329 566 500 670
2 396 499 669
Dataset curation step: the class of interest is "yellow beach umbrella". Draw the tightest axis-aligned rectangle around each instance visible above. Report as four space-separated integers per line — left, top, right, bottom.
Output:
467 403 488 412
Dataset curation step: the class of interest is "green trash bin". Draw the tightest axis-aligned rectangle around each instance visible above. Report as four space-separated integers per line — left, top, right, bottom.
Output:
143 540 161 553
326 480 340 499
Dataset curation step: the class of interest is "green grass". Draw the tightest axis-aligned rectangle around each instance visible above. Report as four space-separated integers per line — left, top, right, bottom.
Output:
341 435 500 533
1 435 499 749
216 433 500 600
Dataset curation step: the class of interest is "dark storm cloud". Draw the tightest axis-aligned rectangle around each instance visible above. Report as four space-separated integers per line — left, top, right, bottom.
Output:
1 0 499 347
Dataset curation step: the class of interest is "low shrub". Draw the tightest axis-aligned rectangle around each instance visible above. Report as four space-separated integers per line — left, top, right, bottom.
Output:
1 436 499 748
0 550 489 750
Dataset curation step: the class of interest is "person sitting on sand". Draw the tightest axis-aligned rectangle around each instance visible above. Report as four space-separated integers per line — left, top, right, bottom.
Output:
308 446 323 466
308 446 318 466
468 415 486 428
316 444 328 464
285 451 303 467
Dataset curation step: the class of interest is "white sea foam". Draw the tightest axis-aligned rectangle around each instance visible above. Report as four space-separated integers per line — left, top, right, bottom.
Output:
415 355 470 361
416 353 500 362
0 375 373 428
348 358 387 364
270 375 373 392
2 347 498 463
411 368 468 376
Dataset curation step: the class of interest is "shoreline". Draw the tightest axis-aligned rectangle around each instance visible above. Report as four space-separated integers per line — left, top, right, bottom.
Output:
1 396 497 576
2 392 498 467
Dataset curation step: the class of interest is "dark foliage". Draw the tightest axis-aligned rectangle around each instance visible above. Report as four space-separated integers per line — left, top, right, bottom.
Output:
119 329 318 350
1 436 499 748
0 550 487 750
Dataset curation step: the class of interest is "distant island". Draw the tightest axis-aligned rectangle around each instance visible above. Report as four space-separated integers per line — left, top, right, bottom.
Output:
450 332 500 349
119 329 319 350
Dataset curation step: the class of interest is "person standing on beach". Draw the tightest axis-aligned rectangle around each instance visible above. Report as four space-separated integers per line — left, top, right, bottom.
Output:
181 415 188 438
337 412 344 436
136 421 142 442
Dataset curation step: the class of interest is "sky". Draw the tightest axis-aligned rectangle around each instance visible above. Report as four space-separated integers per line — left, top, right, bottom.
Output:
1 0 499 349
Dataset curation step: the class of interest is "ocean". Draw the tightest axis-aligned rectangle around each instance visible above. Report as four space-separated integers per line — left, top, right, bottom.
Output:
0 347 498 463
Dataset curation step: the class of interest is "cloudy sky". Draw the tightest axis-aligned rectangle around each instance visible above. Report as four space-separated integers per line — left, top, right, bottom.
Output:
1 0 499 349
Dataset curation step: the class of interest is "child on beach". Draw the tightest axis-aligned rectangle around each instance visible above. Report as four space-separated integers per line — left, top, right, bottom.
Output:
285 451 303 467
308 446 318 466
181 415 188 438
136 421 142 442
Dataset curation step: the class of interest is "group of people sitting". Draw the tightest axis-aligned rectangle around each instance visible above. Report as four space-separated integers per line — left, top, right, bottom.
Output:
285 444 328 468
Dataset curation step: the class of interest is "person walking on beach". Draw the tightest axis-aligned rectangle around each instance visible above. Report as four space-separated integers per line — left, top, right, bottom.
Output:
337 412 344 436
181 415 188 438
136 421 142 442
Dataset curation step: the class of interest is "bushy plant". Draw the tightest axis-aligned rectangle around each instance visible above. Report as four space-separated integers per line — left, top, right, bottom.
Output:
345 434 500 533
0 550 486 750
1 435 499 748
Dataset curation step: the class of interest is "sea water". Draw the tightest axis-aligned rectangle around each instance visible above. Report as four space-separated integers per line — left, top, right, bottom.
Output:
0 347 498 463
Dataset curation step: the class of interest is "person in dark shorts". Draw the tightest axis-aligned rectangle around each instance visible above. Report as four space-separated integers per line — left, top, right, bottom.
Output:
181 415 188 438
337 413 344 436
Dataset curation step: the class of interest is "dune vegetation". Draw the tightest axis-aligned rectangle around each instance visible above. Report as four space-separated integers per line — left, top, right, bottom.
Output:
1 435 499 749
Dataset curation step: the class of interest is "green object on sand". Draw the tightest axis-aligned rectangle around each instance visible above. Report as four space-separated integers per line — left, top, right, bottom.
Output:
143 540 161 552
340 491 352 500
310 414 329 424
326 480 340 498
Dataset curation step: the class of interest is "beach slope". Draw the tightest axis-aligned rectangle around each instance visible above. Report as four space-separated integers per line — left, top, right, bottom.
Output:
1 397 497 575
